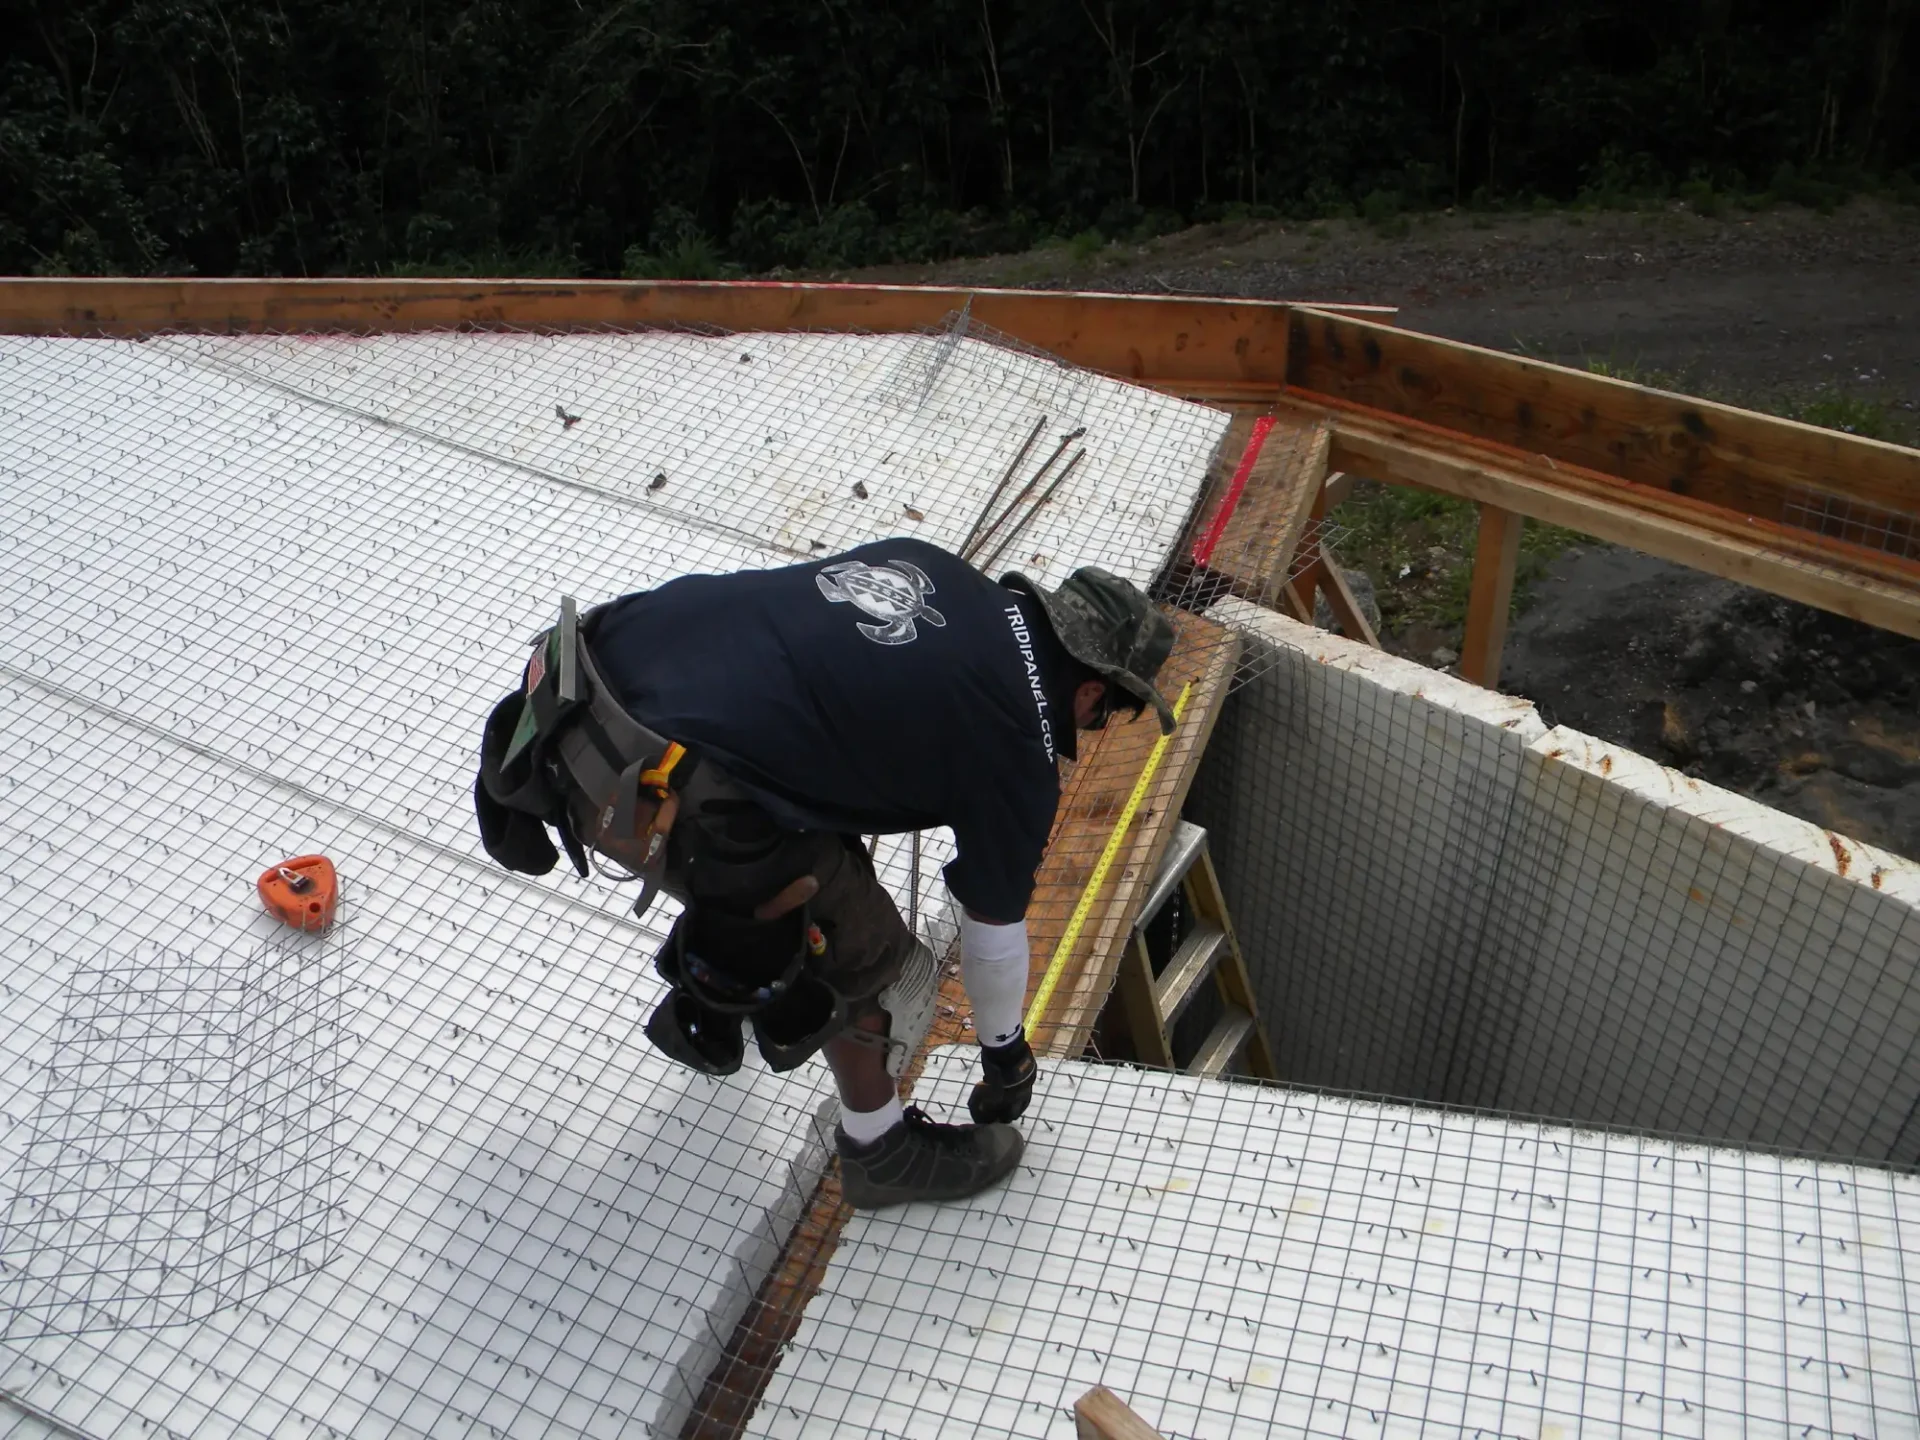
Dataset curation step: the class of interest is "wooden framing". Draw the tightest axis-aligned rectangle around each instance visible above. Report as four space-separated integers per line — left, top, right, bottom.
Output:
1288 305 1920 529
1303 392 1920 640
1459 504 1524 685
1075 1386 1168 1440
0 277 1373 397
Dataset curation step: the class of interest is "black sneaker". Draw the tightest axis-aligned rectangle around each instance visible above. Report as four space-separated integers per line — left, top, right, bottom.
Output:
835 1106 1023 1210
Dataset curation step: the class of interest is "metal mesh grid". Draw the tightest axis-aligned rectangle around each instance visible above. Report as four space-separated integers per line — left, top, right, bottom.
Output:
1782 486 1920 563
0 322 1268 1438
751 1048 1920 1439
1 684 853 1439
1190 602 1920 1168
2 932 351 1338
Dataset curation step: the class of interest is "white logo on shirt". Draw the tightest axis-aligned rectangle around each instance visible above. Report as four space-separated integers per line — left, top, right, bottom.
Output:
1004 602 1056 762
816 559 948 645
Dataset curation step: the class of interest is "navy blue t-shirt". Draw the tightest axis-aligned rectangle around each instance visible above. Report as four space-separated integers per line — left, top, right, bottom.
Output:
589 539 1077 922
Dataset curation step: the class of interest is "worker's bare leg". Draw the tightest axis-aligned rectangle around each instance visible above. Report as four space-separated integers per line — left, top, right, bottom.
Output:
823 1012 895 1112
827 1011 1023 1211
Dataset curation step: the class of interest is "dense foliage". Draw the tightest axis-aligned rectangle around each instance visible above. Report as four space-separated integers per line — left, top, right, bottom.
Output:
4 0 1914 277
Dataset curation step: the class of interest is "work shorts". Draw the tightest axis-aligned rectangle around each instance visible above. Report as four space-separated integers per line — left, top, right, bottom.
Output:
568 762 915 1026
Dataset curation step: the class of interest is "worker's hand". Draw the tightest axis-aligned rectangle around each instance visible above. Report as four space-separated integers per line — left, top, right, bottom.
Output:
968 1030 1037 1124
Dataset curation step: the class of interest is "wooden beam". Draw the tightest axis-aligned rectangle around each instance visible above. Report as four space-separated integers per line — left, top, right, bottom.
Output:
1299 388 1920 587
1035 616 1240 1058
1313 403 1920 640
1075 1387 1168 1440
1313 542 1382 648
1277 581 1315 624
0 278 1336 391
1288 306 1920 532
1459 504 1524 685
1181 412 1331 606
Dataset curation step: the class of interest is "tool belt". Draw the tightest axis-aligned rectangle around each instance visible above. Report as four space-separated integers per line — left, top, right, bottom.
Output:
472 595 850 1075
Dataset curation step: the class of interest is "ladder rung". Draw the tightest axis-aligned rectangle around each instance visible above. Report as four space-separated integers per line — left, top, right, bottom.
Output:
1153 923 1228 1025
1136 821 1208 931
1191 1006 1256 1078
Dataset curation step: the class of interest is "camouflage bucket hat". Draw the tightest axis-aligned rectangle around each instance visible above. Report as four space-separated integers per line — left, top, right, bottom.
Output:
1001 566 1177 734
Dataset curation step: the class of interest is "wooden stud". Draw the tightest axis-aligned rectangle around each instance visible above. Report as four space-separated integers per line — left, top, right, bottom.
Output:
1076 1386 1168 1440
1278 582 1316 625
1459 504 1524 686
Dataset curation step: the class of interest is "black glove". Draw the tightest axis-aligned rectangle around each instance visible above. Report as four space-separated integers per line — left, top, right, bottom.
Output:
969 1030 1037 1124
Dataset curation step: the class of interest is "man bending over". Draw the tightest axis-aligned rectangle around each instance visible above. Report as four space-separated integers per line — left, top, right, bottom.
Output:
474 538 1176 1209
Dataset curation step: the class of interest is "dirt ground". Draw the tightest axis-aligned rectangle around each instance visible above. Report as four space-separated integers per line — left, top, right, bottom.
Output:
863 199 1920 412
861 201 1920 859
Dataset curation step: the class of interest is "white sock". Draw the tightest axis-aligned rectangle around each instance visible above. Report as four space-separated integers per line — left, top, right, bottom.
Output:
840 1094 904 1146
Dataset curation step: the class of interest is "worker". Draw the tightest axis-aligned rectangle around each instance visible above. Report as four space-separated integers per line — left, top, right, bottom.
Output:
473 538 1176 1209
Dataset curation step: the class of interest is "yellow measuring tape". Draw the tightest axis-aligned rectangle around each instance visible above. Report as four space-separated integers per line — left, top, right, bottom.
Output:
1023 681 1194 1037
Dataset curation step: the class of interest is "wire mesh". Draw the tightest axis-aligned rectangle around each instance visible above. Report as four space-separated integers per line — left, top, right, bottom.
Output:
0 318 1309 1438
749 1048 1920 1439
1782 485 1920 563
1 933 352 1339
1187 600 1920 1167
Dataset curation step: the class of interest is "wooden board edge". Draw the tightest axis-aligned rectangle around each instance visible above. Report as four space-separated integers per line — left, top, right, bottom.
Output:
0 278 1309 389
1329 424 1920 640
1075 1386 1169 1440
1040 628 1242 1056
1287 305 1920 523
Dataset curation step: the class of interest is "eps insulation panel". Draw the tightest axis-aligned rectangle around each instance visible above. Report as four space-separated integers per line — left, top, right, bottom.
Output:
754 1048 1920 1439
1195 603 1920 1166
0 328 1229 1438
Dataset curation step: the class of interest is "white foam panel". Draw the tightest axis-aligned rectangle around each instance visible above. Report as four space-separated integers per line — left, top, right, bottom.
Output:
0 331 1228 1437
753 1050 1920 1439
0 686 836 1438
146 328 1226 589
1194 605 1920 1165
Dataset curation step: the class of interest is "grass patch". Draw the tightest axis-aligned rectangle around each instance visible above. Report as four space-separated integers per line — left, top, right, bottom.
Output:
1578 353 1683 390
1332 485 1583 642
1785 393 1899 440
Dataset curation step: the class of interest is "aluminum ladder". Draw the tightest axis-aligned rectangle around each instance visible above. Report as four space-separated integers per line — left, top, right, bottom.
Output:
1113 820 1277 1079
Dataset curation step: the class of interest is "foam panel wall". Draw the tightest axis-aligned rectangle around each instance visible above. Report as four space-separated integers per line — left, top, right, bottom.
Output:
0 330 1228 1437
1194 604 1920 1164
1193 600 1550 1103
0 685 838 1438
752 1048 1920 1439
